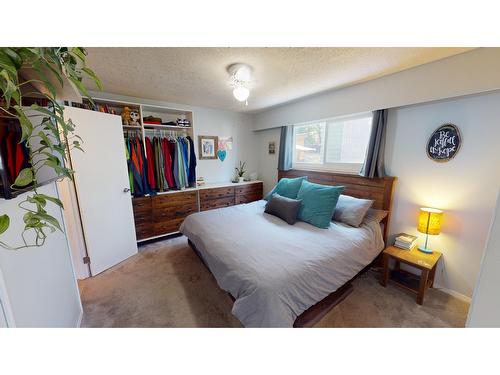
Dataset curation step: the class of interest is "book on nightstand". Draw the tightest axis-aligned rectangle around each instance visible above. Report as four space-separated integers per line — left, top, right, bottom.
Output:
394 233 418 250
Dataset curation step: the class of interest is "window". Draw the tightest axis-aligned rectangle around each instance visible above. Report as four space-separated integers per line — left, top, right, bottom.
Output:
292 113 373 173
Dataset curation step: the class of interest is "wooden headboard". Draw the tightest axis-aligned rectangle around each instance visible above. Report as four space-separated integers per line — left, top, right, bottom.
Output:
278 170 396 243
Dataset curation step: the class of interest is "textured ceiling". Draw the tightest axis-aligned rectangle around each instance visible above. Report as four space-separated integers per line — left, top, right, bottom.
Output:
84 47 473 112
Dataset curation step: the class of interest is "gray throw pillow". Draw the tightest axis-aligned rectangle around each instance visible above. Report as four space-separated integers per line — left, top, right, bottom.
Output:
264 193 302 225
333 194 374 227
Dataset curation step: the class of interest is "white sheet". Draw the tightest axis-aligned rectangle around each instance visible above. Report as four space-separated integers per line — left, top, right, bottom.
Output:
180 200 384 327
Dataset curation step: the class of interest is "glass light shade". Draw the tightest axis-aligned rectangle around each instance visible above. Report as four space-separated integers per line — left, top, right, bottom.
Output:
233 86 250 102
234 65 252 82
417 207 443 235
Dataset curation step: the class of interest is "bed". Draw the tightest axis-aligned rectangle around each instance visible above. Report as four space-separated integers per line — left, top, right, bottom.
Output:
180 170 396 327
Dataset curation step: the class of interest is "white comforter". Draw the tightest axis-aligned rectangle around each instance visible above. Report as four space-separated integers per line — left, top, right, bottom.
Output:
180 200 384 327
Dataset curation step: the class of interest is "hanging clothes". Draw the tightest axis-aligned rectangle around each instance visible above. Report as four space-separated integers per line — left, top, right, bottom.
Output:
145 137 156 190
127 136 154 197
170 139 181 189
3 130 31 185
129 138 144 196
6 131 17 183
186 136 197 186
124 139 134 194
138 138 154 196
155 137 167 192
161 138 175 188
176 140 187 188
179 137 190 186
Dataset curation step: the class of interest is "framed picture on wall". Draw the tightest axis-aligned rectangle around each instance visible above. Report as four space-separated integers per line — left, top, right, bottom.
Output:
198 135 218 159
268 141 276 155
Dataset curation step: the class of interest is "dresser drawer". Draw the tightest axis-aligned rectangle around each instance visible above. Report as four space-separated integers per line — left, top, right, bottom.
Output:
153 218 185 236
132 196 152 214
153 203 198 220
235 192 263 205
133 210 151 224
199 187 235 201
135 223 153 241
200 196 235 211
153 191 198 209
235 183 263 196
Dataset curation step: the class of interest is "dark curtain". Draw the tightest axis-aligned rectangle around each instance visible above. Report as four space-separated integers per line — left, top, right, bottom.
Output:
360 109 388 178
278 125 293 171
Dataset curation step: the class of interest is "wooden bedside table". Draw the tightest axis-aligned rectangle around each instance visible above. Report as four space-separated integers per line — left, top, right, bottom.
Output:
380 245 442 305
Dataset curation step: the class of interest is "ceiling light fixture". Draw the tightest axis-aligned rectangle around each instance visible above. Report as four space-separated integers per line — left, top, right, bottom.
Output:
232 86 250 102
227 63 253 105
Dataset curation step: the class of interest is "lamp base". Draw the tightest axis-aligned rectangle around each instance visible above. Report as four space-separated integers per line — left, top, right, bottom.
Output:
418 246 433 254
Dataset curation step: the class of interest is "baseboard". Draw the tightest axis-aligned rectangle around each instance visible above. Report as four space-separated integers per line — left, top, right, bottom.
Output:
434 284 472 303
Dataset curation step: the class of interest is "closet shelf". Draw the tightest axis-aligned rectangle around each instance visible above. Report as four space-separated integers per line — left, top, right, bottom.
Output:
123 125 142 130
144 123 191 130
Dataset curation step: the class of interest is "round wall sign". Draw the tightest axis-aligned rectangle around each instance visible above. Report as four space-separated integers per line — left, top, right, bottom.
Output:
427 123 461 162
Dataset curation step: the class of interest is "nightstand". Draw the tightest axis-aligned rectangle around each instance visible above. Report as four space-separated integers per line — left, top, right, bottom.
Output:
380 245 442 305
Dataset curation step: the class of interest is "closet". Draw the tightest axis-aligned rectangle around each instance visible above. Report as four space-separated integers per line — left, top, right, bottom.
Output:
82 98 199 242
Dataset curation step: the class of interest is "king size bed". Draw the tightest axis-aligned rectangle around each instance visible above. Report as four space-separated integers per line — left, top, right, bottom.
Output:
180 170 396 327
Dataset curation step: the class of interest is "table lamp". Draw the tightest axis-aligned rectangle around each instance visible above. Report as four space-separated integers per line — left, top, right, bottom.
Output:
417 207 443 254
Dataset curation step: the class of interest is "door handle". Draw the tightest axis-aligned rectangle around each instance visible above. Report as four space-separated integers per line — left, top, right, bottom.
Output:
123 188 131 193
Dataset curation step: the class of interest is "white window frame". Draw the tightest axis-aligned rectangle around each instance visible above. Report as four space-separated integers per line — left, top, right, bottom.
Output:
292 112 373 174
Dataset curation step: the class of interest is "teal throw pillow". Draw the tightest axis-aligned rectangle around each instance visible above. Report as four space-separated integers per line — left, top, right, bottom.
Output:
297 181 344 229
265 176 308 200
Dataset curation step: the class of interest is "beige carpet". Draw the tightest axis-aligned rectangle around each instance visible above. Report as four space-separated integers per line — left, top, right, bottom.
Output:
79 236 469 328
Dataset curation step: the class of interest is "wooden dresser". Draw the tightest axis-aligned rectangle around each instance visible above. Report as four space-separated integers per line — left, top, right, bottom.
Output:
199 181 263 211
132 181 263 241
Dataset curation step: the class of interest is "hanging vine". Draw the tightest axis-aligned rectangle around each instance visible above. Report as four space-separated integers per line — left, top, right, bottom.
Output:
0 47 102 250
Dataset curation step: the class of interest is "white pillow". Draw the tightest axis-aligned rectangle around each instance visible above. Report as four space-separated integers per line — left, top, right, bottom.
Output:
333 195 374 227
363 208 389 224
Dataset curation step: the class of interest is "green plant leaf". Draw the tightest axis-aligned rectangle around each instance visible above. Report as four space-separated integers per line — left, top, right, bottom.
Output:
13 105 34 141
71 47 87 61
13 168 34 187
38 130 54 150
35 212 62 232
82 66 103 90
0 215 10 235
35 194 64 208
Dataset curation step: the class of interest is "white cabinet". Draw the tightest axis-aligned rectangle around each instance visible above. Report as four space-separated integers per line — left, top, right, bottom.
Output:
0 182 81 327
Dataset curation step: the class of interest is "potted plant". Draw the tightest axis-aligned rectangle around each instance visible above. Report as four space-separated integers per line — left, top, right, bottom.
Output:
0 47 101 250
235 161 246 183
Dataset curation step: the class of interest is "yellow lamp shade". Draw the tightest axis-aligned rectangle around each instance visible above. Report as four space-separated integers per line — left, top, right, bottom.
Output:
417 207 443 235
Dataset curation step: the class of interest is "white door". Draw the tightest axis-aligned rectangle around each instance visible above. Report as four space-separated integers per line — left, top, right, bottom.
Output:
64 107 137 275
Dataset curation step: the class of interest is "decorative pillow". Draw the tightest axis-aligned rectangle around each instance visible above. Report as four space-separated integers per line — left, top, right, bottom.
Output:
264 193 302 225
296 180 344 229
362 208 389 224
333 195 374 227
264 176 308 200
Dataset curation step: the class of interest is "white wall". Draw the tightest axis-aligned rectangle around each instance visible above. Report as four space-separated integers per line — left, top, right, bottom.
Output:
256 127 281 194
89 92 259 184
254 91 500 299
193 106 258 183
253 48 500 131
385 91 500 298
0 182 82 327
467 190 500 327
